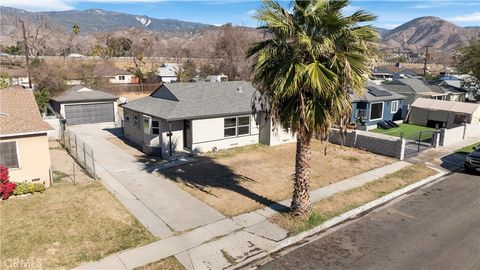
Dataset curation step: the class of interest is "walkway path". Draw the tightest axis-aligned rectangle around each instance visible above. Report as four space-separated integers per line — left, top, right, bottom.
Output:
67 123 224 238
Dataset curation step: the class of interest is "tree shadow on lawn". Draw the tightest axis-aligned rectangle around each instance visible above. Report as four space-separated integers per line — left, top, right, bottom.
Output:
143 156 290 213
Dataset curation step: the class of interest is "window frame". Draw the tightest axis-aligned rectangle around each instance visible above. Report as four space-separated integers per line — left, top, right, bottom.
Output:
391 100 399 114
0 141 20 169
133 114 139 127
237 116 251 136
369 102 384 121
125 113 130 123
224 115 251 138
118 75 126 81
151 119 160 135
224 117 237 138
143 115 152 135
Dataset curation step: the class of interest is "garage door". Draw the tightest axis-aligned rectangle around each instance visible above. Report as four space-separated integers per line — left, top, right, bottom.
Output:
65 103 114 125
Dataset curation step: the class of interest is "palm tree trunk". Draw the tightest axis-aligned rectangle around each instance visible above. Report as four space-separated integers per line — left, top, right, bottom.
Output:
291 132 312 215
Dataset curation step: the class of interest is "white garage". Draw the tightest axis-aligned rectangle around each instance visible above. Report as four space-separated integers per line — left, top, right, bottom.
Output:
51 85 118 126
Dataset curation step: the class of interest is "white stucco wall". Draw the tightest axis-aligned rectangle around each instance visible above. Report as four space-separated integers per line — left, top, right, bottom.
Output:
191 115 259 153
108 74 132 84
258 115 296 146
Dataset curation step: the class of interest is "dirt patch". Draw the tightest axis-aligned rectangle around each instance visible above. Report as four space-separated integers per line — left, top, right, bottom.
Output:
270 164 437 234
135 256 185 270
49 141 93 184
160 141 394 216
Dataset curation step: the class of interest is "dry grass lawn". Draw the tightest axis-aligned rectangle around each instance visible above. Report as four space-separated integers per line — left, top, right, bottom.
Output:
160 141 394 216
0 181 156 269
270 164 437 234
135 256 185 270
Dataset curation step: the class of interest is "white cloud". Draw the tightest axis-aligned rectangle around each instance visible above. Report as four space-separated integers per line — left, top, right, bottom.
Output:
0 0 73 11
342 4 362 14
246 9 255 16
449 12 480 22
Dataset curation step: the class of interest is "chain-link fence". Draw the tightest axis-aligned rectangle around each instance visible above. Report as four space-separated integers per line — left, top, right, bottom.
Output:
60 129 96 180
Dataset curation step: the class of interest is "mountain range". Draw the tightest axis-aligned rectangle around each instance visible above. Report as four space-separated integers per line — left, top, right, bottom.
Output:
0 6 479 54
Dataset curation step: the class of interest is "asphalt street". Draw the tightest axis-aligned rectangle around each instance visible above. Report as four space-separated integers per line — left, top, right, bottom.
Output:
258 171 480 270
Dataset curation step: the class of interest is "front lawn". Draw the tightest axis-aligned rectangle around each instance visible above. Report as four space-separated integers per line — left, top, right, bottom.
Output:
370 123 435 141
270 164 437 234
456 142 480 155
0 181 156 269
160 141 394 216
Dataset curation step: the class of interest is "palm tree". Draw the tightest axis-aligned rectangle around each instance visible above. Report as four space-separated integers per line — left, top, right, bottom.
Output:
247 0 378 215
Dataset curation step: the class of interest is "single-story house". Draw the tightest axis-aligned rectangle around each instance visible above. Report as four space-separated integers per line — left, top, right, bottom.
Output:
121 81 294 157
156 63 180 83
407 98 480 129
94 64 137 84
0 86 53 187
205 74 228 82
2 67 31 88
383 78 447 105
351 83 406 130
50 85 118 125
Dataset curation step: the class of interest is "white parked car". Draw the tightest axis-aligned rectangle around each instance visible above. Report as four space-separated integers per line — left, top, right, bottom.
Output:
68 53 85 58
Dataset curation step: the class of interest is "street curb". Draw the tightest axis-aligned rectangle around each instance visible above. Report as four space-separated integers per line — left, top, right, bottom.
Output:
231 167 449 269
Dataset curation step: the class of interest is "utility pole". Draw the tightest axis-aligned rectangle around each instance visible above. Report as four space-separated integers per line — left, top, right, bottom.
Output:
423 45 432 77
18 19 32 89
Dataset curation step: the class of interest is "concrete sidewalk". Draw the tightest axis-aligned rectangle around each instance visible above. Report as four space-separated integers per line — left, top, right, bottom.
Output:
76 160 413 270
68 124 224 238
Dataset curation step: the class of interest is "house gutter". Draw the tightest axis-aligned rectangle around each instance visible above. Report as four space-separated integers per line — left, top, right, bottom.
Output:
0 130 50 138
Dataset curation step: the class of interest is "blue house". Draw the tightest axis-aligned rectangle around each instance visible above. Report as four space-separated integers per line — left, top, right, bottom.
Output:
351 83 406 130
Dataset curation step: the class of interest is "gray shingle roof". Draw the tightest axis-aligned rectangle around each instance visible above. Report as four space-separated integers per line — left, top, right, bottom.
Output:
388 78 432 93
351 83 405 102
122 81 257 121
51 85 118 103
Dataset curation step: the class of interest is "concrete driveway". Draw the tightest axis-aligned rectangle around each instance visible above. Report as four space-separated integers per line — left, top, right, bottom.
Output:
67 123 224 238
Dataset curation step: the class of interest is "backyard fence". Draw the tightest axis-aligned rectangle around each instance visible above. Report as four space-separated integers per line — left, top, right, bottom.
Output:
60 130 97 180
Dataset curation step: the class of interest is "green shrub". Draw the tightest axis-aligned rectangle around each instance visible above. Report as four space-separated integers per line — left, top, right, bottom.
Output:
13 182 46 196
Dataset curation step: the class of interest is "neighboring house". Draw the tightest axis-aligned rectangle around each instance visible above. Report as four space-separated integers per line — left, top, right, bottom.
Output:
0 86 53 187
350 83 406 130
383 78 447 105
94 64 137 84
205 74 228 82
427 81 467 102
50 85 118 125
369 72 393 85
372 65 423 80
2 67 31 88
121 81 294 157
408 98 480 129
157 63 180 83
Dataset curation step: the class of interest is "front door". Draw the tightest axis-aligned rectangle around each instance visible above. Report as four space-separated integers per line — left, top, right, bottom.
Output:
183 120 192 150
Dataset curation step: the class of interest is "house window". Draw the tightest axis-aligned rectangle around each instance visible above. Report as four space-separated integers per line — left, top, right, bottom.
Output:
224 117 237 137
125 113 130 123
152 120 160 135
224 116 250 137
370 102 384 121
133 115 139 127
237 116 250 136
118 75 125 81
391 101 399 113
0 141 19 169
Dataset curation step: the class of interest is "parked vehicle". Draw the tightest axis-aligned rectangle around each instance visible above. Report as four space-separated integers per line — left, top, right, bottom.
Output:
464 146 480 174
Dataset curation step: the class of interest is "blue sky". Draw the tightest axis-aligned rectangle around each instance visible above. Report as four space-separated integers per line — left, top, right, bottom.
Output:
1 0 479 29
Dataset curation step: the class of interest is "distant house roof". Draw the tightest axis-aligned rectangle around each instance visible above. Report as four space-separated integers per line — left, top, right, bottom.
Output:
0 86 53 136
122 81 257 121
51 85 117 103
373 65 422 76
411 98 480 115
351 83 405 102
157 63 180 78
94 64 132 77
383 79 435 94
